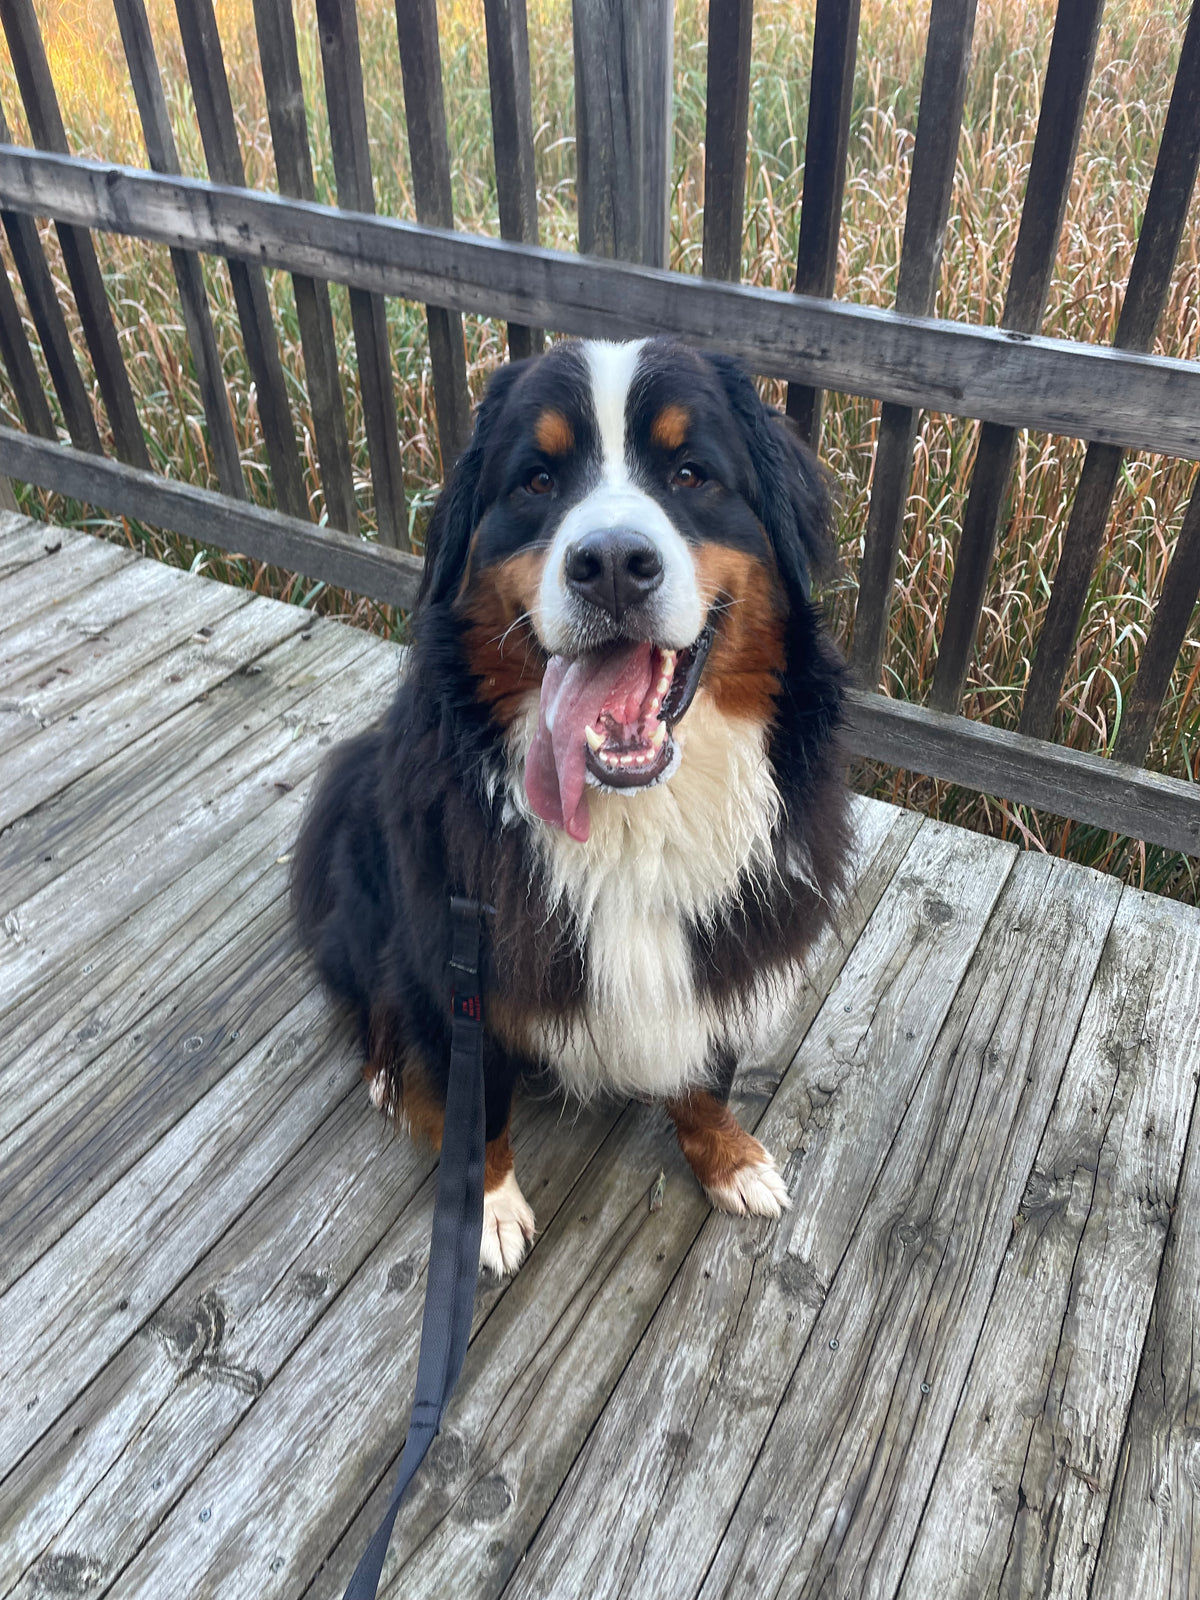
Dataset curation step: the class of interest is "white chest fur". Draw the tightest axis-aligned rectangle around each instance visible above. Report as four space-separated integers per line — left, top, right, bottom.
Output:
506 690 782 1100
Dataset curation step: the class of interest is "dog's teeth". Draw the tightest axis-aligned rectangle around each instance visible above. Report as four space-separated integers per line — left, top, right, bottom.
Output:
660 651 676 678
655 677 671 698
618 753 635 766
584 724 604 752
633 751 648 765
647 696 661 715
649 723 666 749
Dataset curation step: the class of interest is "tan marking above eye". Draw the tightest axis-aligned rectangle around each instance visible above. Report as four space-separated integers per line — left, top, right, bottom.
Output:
650 402 691 451
534 409 574 456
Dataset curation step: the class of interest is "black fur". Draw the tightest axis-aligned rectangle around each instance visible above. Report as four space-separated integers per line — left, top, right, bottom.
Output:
292 338 850 1142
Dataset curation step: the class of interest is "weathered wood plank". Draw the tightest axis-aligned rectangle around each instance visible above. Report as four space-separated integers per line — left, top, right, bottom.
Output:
0 613 360 904
0 572 245 761
482 0 542 357
929 0 1105 713
785 0 860 442
0 982 353 1480
0 517 81 578
1019 2 1200 740
0 427 425 610
0 761 334 1142
573 0 674 270
0 904 304 1296
112 0 244 500
313 0 408 550
850 0 978 688
252 0 357 534
691 854 1122 1599
0 645 388 1285
0 584 315 836
0 534 132 641
0 0 151 469
701 0 753 284
843 689 1200 860
0 554 225 696
0 636 393 1037
172 0 310 520
0 1088 422 1599
107 1094 626 1600
394 0 472 471
1091 987 1200 1598
900 886 1200 1598
2 1066 629 1598
2 150 1200 462
0 1087 412 1596
320 809 961 1599
499 818 1016 1600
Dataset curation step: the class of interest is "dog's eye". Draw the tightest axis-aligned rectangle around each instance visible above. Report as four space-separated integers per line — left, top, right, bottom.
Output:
671 463 705 490
526 468 554 496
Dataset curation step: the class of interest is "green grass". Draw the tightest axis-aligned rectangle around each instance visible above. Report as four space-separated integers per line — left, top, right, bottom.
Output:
0 0 1197 899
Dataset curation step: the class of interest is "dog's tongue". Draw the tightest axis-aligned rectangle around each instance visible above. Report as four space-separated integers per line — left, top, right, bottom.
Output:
525 642 655 841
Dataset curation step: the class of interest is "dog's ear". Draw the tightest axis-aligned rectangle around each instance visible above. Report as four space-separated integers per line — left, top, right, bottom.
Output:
418 359 527 606
703 352 836 605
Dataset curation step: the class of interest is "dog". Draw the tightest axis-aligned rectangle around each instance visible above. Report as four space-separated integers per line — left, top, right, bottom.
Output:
292 336 851 1276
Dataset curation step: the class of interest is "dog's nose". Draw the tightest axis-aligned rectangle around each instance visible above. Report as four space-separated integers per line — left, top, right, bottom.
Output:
564 530 664 621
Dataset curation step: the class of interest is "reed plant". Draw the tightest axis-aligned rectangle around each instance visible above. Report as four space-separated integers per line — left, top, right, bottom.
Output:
0 0 1196 897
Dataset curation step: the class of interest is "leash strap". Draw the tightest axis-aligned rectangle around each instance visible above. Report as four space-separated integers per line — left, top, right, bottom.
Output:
342 895 488 1599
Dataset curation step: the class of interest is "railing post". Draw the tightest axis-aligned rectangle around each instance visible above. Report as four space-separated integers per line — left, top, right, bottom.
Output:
573 0 674 268
483 0 543 359
786 0 860 447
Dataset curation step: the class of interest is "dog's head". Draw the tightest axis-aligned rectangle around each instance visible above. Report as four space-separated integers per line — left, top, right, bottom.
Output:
420 337 835 841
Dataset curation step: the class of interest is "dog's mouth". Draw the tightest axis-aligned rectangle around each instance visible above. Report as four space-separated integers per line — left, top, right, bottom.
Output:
524 621 715 842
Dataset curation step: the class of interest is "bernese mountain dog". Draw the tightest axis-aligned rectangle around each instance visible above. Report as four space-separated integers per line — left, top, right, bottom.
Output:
292 337 851 1276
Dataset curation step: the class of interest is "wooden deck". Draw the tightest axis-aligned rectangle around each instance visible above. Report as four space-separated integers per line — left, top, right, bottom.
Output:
1 512 1199 1599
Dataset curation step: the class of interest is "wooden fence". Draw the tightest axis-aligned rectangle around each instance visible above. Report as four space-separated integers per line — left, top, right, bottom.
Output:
0 0 1197 858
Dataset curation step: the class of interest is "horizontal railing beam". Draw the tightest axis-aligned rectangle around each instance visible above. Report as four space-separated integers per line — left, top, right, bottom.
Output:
0 146 1198 461
843 690 1200 860
0 424 424 609
0 414 1194 856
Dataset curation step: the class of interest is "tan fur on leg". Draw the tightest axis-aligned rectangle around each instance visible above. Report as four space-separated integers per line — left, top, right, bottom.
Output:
666 1090 790 1218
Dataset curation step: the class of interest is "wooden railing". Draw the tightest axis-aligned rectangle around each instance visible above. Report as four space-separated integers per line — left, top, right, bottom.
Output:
0 0 1196 859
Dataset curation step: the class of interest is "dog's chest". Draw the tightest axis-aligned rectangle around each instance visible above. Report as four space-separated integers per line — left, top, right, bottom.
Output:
511 691 782 1100
540 878 713 1100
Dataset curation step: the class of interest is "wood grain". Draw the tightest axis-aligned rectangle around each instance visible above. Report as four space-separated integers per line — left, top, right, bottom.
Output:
901 885 1200 1598
0 982 351 1478
0 533 130 638
693 852 1123 1599
0 587 313 835
0 616 360 904
112 0 245 499
0 638 389 1286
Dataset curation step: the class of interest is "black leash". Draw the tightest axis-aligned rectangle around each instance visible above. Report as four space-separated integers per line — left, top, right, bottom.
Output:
342 895 489 1600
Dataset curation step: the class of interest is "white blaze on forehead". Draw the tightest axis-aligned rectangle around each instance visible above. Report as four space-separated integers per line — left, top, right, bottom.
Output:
583 338 646 475
534 337 703 654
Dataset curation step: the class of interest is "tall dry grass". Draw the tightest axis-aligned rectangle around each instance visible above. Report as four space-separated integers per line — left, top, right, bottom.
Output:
0 0 1197 896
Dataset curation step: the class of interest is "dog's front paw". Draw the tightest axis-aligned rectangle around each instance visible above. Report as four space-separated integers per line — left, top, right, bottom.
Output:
704 1143 791 1219
480 1169 536 1276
